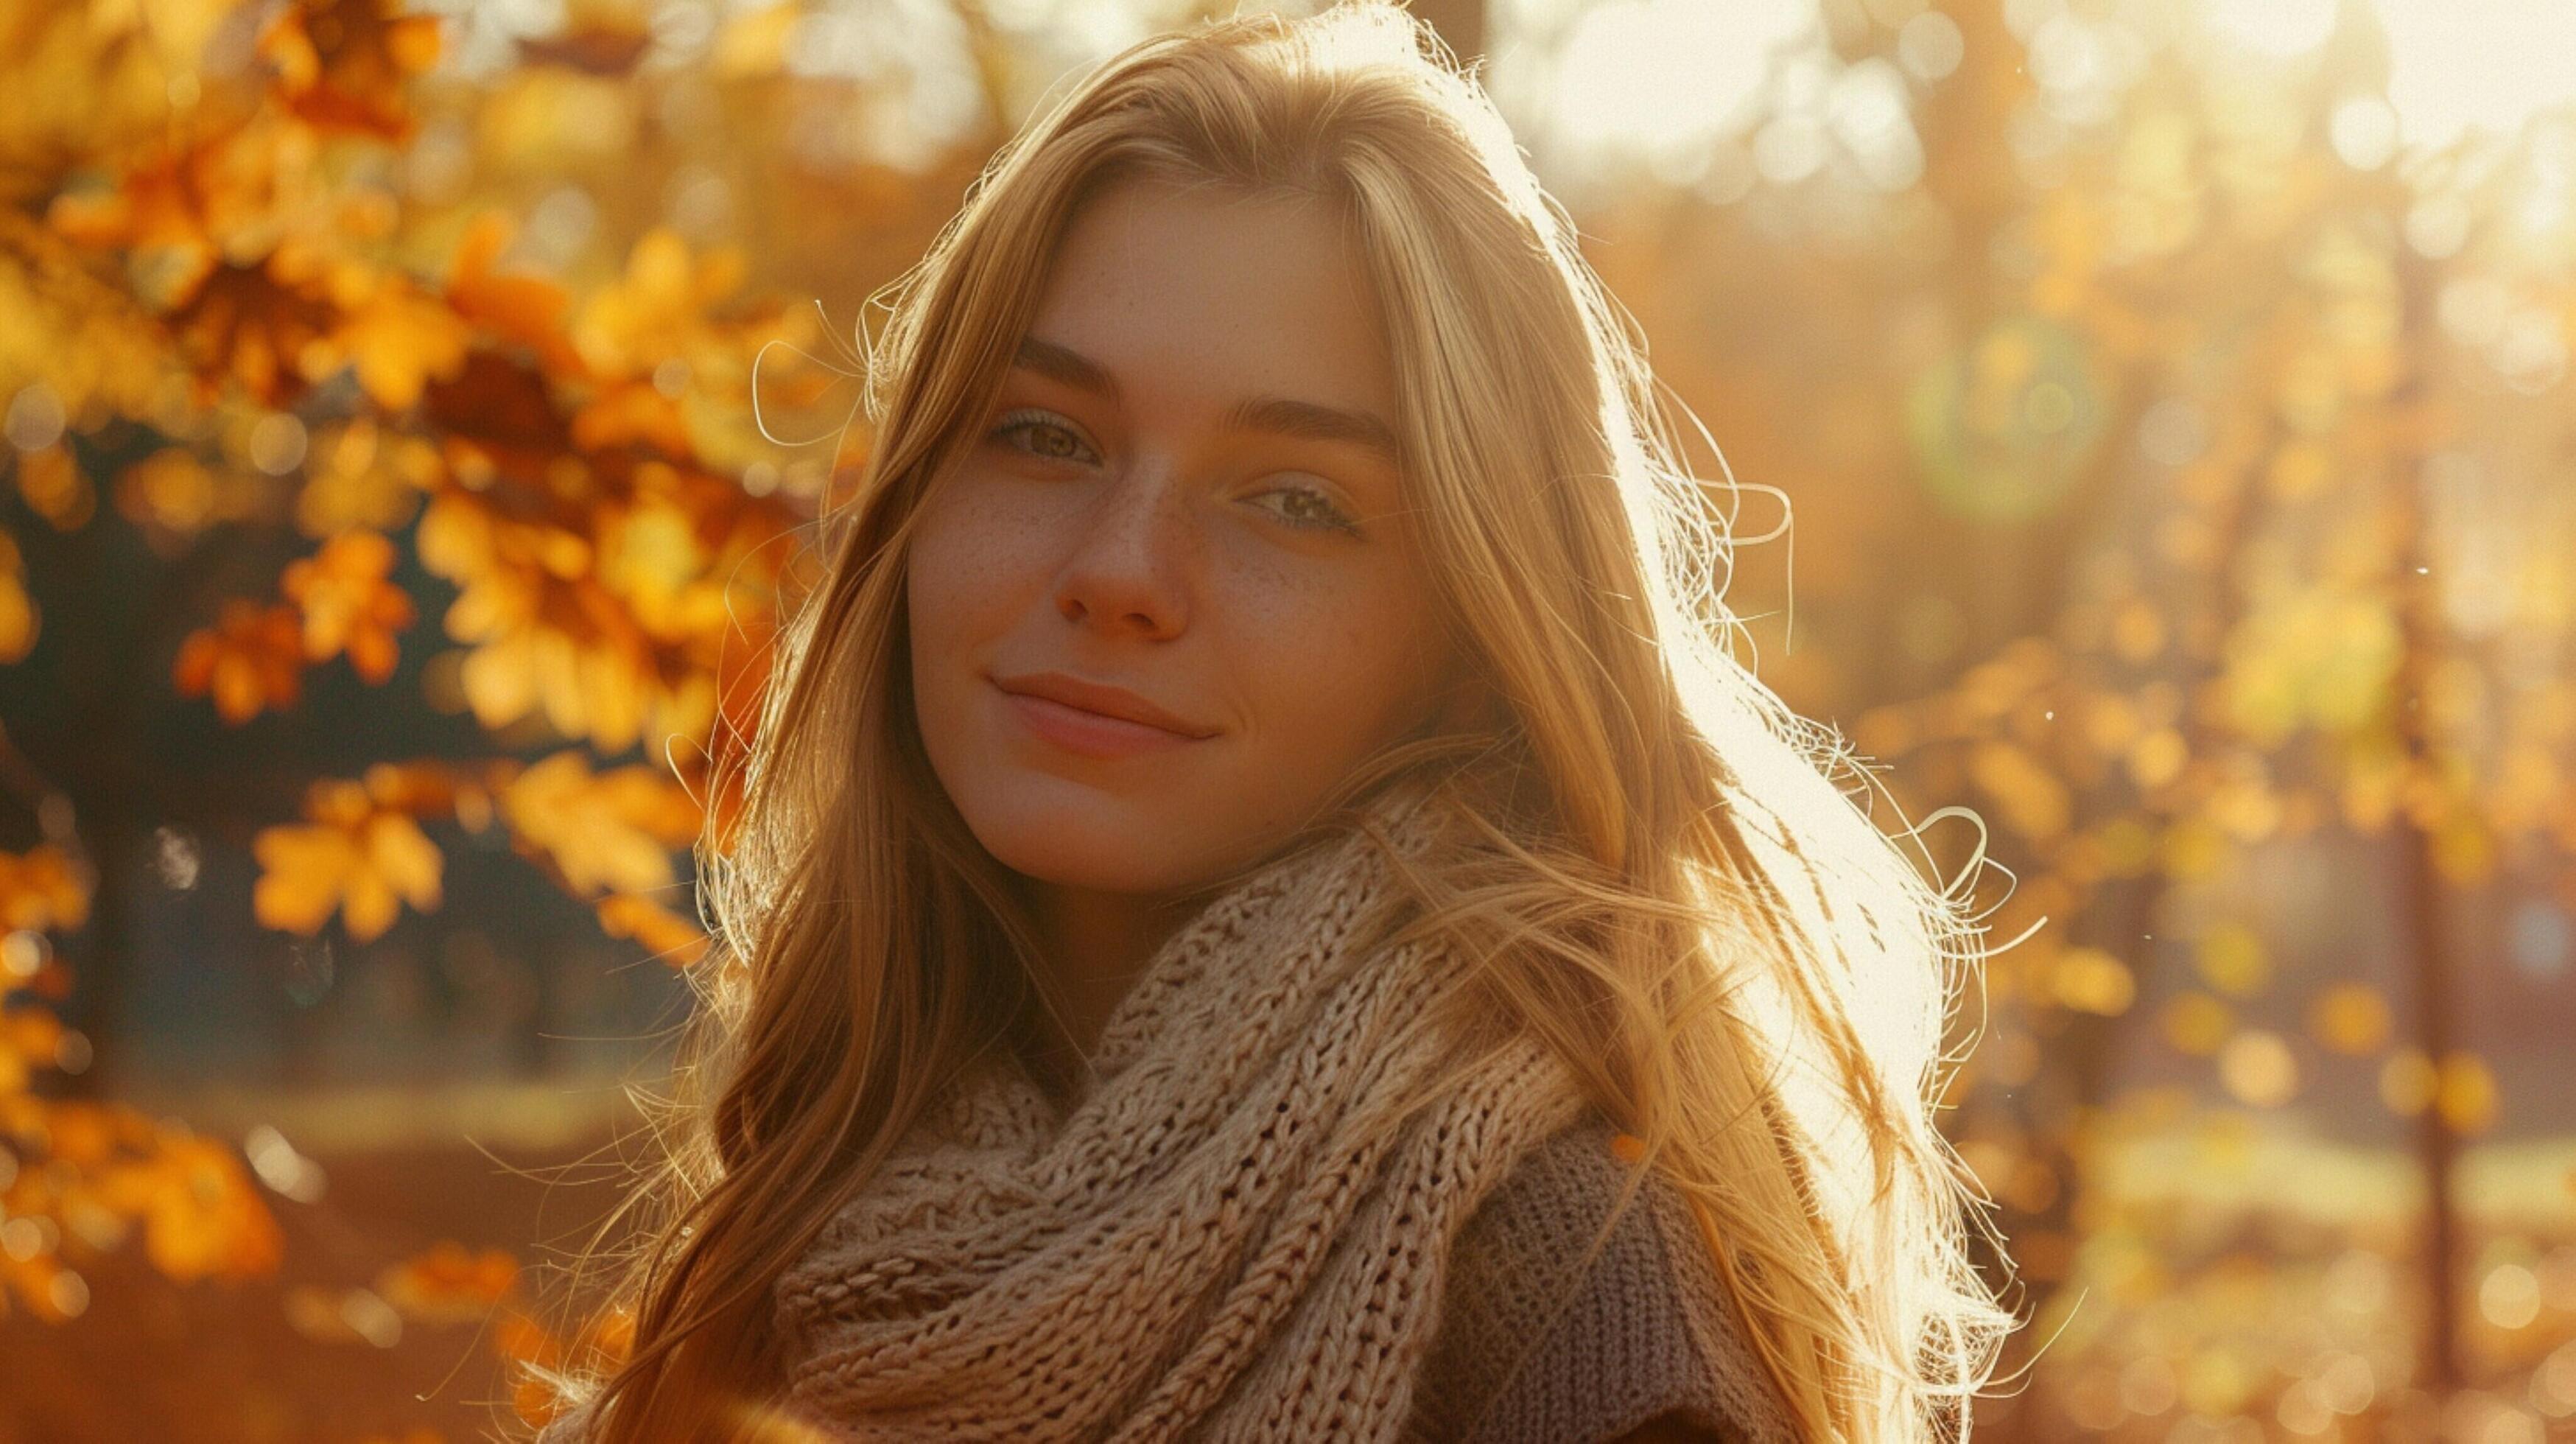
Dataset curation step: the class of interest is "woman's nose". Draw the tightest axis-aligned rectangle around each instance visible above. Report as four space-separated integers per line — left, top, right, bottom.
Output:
1051 465 1193 641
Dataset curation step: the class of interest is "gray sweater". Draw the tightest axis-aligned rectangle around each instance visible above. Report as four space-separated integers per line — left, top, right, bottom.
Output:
1407 1113 1803 1444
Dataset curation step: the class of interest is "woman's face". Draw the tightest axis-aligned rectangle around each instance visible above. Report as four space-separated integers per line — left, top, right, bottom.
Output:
906 178 1456 898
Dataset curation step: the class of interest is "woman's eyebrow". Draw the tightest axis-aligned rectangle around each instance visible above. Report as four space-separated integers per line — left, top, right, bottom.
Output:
1013 334 1403 470
1221 396 1403 471
1013 335 1119 400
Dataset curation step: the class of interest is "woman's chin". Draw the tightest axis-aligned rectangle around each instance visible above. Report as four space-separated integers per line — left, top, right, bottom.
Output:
942 765 1318 897
958 793 1192 894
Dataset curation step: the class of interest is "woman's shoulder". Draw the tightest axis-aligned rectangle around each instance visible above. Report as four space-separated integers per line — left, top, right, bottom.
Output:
1409 1112 1802 1444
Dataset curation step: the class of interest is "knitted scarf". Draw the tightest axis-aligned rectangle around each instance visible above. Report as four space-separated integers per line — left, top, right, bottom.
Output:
542 781 1600 1442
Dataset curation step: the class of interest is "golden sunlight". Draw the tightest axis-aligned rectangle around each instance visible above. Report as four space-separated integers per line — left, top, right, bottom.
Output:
1510 0 2576 179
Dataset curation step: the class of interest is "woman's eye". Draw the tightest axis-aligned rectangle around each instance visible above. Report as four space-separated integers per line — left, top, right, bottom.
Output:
985 412 1358 536
1254 483 1361 536
989 410 1097 463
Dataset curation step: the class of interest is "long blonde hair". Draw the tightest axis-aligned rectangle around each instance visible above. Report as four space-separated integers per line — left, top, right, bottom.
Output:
531 4 2021 1438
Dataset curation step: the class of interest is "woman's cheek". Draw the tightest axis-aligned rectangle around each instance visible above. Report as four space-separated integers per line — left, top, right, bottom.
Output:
905 494 1003 726
915 478 1043 636
1254 592 1400 761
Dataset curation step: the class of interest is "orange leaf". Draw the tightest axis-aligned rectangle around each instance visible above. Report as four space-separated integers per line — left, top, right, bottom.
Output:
252 804 443 940
175 600 304 723
0 847 92 932
502 751 701 897
597 891 708 967
281 530 416 681
310 271 473 410
379 1240 521 1322
492 1305 562 1367
446 211 580 374
169 254 343 410
138 1135 284 1283
259 0 443 141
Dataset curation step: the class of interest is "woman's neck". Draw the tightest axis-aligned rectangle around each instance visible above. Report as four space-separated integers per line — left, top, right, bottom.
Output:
1015 878 1207 1093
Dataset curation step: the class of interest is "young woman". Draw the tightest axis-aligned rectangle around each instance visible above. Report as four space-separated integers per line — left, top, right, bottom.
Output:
530 4 2018 1440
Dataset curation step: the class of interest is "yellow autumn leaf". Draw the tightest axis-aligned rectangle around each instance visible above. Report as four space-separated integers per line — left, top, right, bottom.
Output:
175 600 304 723
252 807 442 940
572 227 745 381
308 270 472 410
379 1239 520 1323
295 416 435 537
443 210 572 368
597 891 709 967
501 751 701 897
595 495 720 637
281 528 415 681
135 1134 284 1283
0 845 93 932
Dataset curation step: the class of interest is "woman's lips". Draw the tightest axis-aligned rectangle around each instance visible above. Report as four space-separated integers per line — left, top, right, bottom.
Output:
998 684 1210 760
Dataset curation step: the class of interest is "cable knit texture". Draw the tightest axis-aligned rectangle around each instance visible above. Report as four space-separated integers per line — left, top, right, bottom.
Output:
536 780 1797 1443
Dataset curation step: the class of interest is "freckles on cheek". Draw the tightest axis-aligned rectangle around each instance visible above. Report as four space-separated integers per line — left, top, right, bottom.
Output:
912 479 1053 646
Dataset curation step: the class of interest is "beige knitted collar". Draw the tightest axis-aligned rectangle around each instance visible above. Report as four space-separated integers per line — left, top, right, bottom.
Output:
765 781 1590 1440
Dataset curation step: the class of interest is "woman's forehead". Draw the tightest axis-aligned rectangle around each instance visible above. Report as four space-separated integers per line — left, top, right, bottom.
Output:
1022 179 1398 423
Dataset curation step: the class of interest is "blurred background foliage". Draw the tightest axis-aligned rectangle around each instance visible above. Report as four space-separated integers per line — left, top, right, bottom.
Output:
0 0 2569 1438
